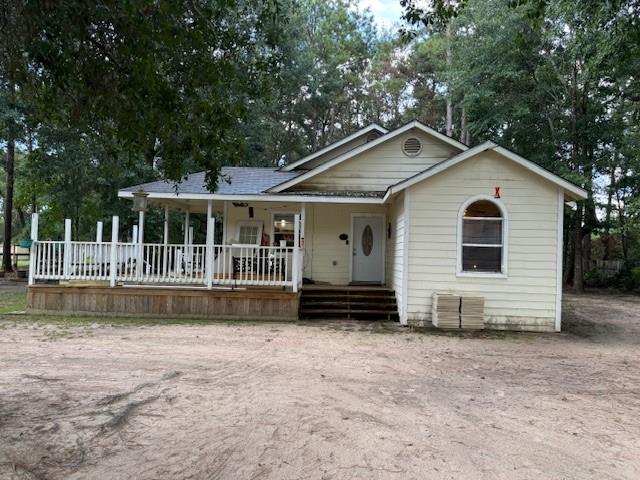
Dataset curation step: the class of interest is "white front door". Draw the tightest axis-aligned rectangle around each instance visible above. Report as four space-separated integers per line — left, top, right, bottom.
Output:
351 215 384 284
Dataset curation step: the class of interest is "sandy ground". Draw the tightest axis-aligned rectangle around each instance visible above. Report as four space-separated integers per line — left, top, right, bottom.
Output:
1 288 640 480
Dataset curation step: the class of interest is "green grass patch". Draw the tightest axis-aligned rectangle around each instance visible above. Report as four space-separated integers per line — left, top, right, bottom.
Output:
0 291 27 314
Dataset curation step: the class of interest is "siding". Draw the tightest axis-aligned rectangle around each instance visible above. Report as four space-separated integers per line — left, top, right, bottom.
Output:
305 203 387 285
222 201 388 285
302 134 372 170
385 192 405 319
292 128 460 192
406 150 560 331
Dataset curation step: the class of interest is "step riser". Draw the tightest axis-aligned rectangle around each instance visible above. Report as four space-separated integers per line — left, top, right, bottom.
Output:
300 288 399 322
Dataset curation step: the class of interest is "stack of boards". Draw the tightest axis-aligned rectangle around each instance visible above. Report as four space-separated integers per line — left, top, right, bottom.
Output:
432 293 485 330
431 293 461 329
460 296 484 329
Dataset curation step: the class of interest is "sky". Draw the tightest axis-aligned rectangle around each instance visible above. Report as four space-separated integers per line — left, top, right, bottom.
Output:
357 0 405 30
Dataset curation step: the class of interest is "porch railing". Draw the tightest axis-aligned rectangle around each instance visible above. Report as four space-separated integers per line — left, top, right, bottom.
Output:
30 241 300 289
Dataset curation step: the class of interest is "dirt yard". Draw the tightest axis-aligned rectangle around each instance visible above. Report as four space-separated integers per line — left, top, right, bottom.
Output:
1 285 639 480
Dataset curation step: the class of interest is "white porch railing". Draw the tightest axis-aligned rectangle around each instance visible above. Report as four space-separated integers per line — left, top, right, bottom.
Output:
30 241 300 289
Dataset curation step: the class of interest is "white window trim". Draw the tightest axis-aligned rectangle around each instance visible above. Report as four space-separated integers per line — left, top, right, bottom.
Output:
456 194 508 278
235 220 263 246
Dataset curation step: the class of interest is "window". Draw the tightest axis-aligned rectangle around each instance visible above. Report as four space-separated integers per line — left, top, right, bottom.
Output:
459 198 506 274
236 221 262 245
272 213 295 246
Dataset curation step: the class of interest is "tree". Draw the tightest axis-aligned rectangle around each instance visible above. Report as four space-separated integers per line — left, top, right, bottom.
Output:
0 0 285 189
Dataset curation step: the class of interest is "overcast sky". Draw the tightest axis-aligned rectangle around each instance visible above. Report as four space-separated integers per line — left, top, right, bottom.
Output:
357 0 405 29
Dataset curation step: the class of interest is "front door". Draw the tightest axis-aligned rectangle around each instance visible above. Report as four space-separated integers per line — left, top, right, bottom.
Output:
351 215 384 284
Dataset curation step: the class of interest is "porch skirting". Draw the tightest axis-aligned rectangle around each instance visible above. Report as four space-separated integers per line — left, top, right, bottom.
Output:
27 285 300 321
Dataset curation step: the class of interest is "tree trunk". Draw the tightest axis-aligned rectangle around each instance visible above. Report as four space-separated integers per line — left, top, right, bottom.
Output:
573 203 584 293
459 106 467 143
3 138 15 273
602 165 615 260
445 23 453 137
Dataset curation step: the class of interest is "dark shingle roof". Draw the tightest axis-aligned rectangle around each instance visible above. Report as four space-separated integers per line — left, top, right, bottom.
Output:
120 167 305 195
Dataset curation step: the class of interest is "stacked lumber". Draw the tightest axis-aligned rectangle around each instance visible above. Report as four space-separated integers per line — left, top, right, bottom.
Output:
432 293 460 329
460 296 485 329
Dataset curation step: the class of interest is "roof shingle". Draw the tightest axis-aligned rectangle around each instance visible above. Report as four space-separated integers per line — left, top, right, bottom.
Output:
120 167 305 195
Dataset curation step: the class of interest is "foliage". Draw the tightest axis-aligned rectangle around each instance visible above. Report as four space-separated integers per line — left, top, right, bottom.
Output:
0 0 638 290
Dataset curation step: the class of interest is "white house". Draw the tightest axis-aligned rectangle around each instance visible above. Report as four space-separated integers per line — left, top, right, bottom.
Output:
27 120 587 331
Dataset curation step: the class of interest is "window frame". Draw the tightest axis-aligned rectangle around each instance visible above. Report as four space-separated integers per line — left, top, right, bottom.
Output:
456 195 508 278
270 211 296 247
235 220 263 246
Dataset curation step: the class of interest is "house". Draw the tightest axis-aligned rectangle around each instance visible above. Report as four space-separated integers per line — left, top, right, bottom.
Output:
26 120 587 331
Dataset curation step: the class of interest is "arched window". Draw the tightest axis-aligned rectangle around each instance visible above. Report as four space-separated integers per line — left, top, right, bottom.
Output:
458 197 507 275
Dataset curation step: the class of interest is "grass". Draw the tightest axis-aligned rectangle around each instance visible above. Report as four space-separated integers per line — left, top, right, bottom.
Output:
0 291 27 314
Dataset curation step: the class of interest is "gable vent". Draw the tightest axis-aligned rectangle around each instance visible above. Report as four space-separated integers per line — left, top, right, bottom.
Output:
366 131 382 143
402 137 422 156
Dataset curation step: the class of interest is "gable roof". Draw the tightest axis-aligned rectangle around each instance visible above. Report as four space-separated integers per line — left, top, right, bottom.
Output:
384 141 588 200
119 167 303 196
280 123 388 172
268 120 469 193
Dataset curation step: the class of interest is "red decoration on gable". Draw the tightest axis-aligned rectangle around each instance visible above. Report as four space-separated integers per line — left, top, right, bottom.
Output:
494 186 501 199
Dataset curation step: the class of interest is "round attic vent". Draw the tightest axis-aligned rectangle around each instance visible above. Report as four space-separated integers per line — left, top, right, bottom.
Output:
402 137 422 156
366 131 382 142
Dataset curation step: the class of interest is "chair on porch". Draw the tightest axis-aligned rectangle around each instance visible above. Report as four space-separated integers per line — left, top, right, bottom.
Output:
232 251 286 287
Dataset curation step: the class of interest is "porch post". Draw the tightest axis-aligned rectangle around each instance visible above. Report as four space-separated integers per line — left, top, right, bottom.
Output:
205 200 214 289
137 209 145 279
28 213 39 286
95 220 104 267
109 216 119 287
292 214 300 292
63 218 72 279
183 210 190 246
222 201 228 244
96 221 103 243
163 205 169 277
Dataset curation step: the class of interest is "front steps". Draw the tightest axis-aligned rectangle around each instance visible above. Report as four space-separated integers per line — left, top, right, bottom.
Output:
299 286 399 321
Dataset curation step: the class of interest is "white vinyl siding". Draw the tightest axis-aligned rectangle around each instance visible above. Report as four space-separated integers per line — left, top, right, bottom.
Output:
405 150 560 331
303 203 387 285
301 135 371 170
292 129 459 192
385 193 405 319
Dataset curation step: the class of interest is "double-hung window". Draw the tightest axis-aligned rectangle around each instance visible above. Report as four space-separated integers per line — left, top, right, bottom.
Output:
460 199 505 274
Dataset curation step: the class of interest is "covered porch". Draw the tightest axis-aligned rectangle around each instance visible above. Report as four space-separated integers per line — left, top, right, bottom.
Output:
26 190 399 320
27 197 304 292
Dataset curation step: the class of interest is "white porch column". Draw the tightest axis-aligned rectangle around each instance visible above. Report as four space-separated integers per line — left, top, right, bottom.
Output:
28 213 39 285
292 214 301 293
183 210 190 246
205 200 214 289
63 218 72 279
132 225 138 243
163 205 169 277
137 210 145 279
95 220 104 266
109 216 119 287
96 221 103 243
222 201 228 244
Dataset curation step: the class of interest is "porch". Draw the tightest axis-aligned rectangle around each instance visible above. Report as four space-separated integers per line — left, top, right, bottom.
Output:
26 194 399 320
27 198 304 292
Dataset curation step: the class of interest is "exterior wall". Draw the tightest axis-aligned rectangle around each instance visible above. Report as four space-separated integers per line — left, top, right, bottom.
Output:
385 192 405 319
301 134 372 170
293 128 460 192
222 200 388 286
303 203 387 285
405 150 561 331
